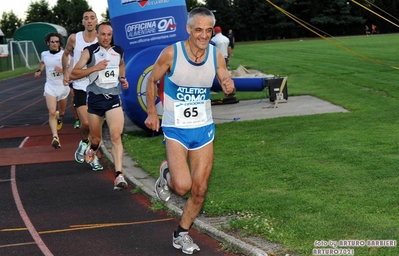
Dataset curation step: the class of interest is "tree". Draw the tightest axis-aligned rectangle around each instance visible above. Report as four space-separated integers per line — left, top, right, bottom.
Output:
224 0 274 41
52 0 91 34
285 0 313 37
310 0 365 36
0 11 23 38
100 8 110 23
25 0 53 24
365 0 399 33
205 0 237 36
186 0 202 11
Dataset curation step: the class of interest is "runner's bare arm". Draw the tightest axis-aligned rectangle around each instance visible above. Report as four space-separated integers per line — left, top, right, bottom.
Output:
70 49 108 80
144 45 173 131
119 58 128 90
62 34 76 84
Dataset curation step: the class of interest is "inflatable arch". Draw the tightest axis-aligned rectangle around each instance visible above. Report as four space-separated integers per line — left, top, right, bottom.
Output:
108 1 271 131
108 0 189 131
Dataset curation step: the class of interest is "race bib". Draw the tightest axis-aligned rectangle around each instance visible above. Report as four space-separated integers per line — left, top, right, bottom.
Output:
98 65 119 84
174 100 207 127
49 70 63 80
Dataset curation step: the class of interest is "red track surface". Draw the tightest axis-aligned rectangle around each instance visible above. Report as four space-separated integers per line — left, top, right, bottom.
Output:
0 73 239 256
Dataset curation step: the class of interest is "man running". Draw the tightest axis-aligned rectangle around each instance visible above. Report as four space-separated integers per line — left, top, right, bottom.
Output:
71 22 129 191
35 32 69 149
145 7 235 254
62 10 103 171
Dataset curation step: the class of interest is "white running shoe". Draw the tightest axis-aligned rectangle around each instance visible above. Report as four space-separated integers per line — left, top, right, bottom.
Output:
154 160 170 201
90 156 103 171
75 140 88 163
114 174 128 191
173 232 200 254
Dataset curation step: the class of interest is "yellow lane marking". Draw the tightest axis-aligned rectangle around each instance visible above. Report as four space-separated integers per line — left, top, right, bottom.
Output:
1 217 174 235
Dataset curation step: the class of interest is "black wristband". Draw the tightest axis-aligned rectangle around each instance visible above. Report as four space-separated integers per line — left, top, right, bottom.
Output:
36 69 41 72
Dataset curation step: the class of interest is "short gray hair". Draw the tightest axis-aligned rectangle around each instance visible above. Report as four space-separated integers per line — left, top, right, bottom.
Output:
187 7 216 28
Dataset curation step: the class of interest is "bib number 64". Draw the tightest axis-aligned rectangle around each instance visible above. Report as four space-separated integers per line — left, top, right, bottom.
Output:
104 70 115 78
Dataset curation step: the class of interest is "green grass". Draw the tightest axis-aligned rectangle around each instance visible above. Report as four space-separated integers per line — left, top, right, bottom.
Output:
123 34 399 255
3 35 397 255
0 67 37 81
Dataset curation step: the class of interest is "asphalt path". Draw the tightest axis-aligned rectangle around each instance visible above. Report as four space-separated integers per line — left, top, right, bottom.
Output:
0 73 239 256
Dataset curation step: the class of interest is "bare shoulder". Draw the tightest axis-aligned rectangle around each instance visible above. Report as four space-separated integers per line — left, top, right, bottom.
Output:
157 45 175 66
67 33 77 45
161 45 175 59
65 33 77 53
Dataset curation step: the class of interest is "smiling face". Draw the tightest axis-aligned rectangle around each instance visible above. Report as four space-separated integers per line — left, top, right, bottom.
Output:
82 11 97 32
186 15 214 51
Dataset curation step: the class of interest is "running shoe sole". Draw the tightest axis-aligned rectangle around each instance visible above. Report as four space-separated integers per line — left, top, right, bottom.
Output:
51 138 61 149
154 160 170 201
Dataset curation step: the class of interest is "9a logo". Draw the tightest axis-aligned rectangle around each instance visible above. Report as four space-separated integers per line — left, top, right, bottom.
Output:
158 17 176 32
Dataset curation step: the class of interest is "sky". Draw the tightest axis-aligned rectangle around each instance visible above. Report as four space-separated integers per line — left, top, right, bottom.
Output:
2 0 109 20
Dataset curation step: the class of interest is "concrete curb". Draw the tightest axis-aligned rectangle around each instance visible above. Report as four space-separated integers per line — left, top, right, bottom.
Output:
98 95 345 255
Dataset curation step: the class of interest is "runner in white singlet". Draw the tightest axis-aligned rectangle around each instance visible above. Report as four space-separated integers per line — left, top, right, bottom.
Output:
34 32 69 149
145 7 235 255
61 10 103 171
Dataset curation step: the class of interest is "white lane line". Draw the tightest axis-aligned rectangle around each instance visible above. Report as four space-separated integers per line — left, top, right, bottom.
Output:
10 136 53 256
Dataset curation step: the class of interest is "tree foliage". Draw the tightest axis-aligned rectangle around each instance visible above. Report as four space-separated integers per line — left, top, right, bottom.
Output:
52 0 92 34
186 0 202 11
100 8 110 23
1 0 398 40
25 0 53 24
0 11 23 38
204 0 399 41
310 0 365 35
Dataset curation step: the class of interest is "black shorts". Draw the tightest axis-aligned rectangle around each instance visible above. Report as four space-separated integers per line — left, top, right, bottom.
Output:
73 89 87 108
87 92 121 117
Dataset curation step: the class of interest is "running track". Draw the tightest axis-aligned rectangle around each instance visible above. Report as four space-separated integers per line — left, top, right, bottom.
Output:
0 73 239 255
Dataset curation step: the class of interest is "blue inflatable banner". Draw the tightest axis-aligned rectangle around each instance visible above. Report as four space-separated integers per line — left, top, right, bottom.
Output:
107 0 188 131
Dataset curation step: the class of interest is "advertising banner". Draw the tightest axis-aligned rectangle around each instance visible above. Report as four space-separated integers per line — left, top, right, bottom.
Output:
108 0 188 130
0 44 8 57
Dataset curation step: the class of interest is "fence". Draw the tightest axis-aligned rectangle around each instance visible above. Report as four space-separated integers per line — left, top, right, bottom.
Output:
0 40 40 72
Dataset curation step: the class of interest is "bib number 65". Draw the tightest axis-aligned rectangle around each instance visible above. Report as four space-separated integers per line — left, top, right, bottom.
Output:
184 107 198 118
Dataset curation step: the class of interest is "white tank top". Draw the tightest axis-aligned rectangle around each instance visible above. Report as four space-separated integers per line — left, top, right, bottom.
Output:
41 50 64 87
161 41 217 128
72 31 98 91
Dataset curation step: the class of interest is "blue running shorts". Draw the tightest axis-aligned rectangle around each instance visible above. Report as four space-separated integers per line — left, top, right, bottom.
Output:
162 123 215 150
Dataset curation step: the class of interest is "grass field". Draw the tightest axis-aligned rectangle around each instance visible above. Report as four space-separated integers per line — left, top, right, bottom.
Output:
123 34 399 255
0 68 36 81
2 35 397 255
